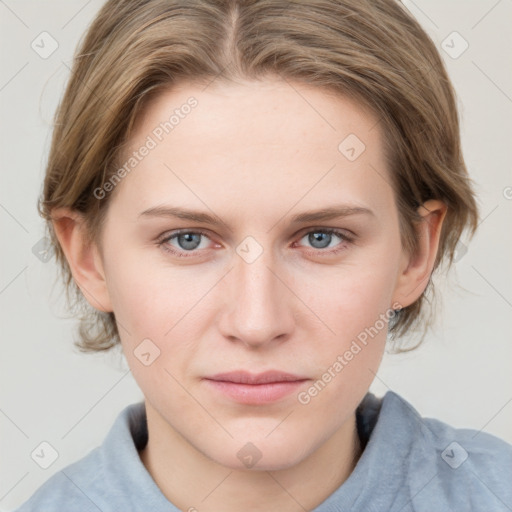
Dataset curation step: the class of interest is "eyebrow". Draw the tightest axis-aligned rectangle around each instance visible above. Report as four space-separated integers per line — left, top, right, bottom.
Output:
138 204 374 227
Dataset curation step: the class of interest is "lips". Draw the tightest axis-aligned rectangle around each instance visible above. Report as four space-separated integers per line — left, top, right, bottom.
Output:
206 370 309 385
203 370 310 404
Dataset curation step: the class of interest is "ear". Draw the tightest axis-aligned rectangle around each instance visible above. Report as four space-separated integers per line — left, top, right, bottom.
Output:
51 207 113 313
392 199 447 308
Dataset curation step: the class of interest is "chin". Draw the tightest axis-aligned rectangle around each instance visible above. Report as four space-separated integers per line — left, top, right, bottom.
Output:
203 436 314 472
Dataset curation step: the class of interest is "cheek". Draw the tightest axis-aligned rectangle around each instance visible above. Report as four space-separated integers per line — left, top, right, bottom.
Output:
295 270 393 423
297 253 398 394
103 248 195 337
103 255 211 378
307 259 399 340
338 271 396 330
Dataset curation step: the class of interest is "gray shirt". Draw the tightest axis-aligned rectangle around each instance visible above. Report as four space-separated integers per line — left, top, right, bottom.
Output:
14 390 512 511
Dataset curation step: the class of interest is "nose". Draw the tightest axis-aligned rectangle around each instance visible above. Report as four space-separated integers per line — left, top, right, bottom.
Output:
218 248 296 349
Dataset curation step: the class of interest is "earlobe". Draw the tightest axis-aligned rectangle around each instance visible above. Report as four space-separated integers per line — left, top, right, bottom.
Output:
51 207 113 313
392 199 447 308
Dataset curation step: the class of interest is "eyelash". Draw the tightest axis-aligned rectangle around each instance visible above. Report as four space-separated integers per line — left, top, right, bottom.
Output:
156 228 355 258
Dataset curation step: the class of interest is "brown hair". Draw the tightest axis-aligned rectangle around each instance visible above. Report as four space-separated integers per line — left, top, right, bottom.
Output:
39 0 479 353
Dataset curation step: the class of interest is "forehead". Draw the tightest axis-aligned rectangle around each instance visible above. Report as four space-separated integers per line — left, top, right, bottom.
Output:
132 78 381 151
111 78 394 224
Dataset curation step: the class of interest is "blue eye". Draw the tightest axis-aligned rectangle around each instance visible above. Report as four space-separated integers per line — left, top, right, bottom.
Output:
158 230 212 257
298 229 350 251
157 228 354 258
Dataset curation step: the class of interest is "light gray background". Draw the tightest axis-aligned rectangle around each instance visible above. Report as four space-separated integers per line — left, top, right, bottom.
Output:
1 0 511 509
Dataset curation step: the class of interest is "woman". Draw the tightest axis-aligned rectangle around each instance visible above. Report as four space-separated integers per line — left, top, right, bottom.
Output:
16 0 512 510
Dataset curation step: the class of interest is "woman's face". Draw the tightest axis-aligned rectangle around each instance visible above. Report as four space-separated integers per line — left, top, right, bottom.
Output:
96 78 410 470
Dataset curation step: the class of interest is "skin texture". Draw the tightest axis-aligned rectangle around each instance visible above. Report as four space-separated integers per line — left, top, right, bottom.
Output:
52 77 447 511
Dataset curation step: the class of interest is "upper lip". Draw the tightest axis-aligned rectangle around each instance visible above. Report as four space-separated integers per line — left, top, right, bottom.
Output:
205 370 309 385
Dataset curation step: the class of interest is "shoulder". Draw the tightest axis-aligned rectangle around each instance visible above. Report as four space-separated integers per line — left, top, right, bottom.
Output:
381 391 512 511
13 401 172 512
13 447 105 512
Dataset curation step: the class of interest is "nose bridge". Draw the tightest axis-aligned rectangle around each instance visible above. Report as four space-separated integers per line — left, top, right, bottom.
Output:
221 238 294 346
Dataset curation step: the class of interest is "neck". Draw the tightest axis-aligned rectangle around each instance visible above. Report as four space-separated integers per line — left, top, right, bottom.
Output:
139 403 362 512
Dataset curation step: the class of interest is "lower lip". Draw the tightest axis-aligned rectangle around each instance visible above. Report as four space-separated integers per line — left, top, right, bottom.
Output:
204 379 308 404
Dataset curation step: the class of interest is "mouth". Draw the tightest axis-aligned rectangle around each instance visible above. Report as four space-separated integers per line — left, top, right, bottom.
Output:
202 370 310 404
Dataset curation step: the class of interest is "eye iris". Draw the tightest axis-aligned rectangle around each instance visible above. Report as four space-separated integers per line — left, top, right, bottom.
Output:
309 232 332 249
178 233 202 250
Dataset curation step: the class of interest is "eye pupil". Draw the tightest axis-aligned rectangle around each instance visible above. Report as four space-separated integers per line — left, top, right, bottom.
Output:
178 232 202 250
309 232 331 249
